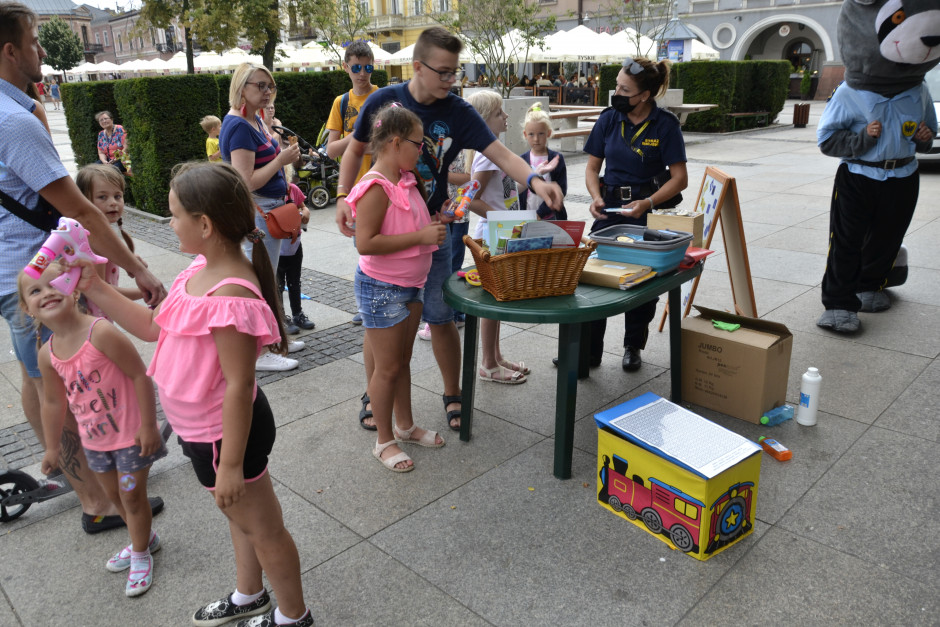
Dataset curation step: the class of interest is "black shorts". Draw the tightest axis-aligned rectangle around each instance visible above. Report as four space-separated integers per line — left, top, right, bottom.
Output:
179 388 277 489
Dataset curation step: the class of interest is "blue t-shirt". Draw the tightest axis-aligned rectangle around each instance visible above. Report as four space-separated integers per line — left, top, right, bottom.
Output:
352 82 496 213
219 114 287 199
583 104 686 231
0 78 68 295
817 82 936 181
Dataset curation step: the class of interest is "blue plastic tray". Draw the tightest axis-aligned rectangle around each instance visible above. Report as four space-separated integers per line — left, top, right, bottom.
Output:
590 225 692 273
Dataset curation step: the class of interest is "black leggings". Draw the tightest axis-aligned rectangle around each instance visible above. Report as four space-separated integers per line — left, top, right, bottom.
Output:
277 244 303 317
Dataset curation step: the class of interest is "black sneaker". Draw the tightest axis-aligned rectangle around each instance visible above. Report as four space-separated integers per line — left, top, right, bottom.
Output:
294 312 315 330
235 609 314 627
285 319 300 335
192 590 272 627
82 496 164 534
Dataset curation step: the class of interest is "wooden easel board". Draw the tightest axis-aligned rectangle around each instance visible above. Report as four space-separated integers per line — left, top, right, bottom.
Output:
659 166 756 330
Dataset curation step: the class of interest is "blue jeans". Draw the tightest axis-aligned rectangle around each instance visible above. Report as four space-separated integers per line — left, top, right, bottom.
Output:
448 221 470 323
0 291 50 378
421 234 455 325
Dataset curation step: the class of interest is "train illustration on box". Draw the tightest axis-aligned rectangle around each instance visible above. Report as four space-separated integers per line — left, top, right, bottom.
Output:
598 453 754 556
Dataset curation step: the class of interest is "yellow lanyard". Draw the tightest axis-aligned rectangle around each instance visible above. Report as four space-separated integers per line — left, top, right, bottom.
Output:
621 120 650 159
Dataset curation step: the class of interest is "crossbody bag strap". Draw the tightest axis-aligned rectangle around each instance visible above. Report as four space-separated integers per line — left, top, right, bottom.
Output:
0 188 55 232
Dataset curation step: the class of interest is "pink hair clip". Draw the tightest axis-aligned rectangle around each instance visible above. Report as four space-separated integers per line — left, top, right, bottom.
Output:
375 120 383 128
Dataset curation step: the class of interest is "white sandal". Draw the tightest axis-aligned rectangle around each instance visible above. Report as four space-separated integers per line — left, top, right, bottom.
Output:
373 439 414 472
394 423 445 448
479 364 527 384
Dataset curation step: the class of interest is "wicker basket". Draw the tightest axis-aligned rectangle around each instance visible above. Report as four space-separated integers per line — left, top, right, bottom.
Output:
463 236 596 302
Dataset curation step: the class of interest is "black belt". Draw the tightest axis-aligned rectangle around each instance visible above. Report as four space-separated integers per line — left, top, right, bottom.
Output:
847 156 914 170
602 183 655 205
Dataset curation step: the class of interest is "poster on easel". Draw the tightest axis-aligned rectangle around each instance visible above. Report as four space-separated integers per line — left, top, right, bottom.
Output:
658 167 757 331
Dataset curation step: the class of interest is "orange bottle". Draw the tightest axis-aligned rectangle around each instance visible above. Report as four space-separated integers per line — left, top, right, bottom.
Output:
758 436 792 461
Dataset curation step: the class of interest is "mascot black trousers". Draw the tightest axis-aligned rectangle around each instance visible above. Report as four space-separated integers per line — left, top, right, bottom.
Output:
822 162 919 311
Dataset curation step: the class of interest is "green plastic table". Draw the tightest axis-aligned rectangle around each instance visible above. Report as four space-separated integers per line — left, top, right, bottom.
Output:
443 263 703 479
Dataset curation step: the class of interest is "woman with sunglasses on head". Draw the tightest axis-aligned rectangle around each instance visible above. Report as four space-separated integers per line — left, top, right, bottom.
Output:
221 62 303 372
580 57 688 372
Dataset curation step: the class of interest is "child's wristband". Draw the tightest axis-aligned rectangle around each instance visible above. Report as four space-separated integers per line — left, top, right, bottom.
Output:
526 172 540 192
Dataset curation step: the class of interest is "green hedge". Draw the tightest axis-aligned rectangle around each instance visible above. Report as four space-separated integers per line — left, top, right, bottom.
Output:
671 60 790 132
60 80 121 166
599 64 619 106
114 74 221 214
63 69 389 215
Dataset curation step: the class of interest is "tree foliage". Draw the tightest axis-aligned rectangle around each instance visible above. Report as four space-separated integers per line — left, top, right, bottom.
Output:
600 0 671 58
436 0 555 97
306 0 372 64
39 16 84 71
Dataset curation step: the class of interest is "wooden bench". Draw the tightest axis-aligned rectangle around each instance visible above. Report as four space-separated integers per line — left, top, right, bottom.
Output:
726 111 771 131
548 108 602 150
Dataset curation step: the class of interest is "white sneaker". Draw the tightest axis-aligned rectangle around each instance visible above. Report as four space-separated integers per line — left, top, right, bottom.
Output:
287 340 305 353
255 352 298 372
417 323 431 341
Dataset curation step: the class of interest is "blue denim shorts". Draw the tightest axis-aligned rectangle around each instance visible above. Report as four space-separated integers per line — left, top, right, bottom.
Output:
354 267 423 329
421 236 455 325
244 195 286 267
85 442 168 474
0 291 50 378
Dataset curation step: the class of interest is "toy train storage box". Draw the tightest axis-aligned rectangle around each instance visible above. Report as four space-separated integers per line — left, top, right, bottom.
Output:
594 392 762 561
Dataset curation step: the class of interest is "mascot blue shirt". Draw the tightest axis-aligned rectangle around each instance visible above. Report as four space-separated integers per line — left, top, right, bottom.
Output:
818 82 936 181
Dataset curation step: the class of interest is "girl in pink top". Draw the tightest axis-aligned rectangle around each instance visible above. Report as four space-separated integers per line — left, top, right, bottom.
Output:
77 162 313 627
20 263 165 599
347 103 447 472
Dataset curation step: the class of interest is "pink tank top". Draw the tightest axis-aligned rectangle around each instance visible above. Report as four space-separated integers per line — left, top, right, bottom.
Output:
49 318 141 451
347 170 437 287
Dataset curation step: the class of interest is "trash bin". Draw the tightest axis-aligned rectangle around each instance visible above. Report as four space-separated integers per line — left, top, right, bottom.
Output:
793 102 810 128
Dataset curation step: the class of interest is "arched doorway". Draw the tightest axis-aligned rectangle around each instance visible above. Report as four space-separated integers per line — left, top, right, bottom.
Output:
784 38 819 99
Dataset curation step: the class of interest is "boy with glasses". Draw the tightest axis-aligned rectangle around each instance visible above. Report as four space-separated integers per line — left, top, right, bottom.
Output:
335 26 563 433
327 40 379 328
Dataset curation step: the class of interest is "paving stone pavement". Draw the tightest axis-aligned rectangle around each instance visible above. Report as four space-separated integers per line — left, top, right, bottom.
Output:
1 103 938 626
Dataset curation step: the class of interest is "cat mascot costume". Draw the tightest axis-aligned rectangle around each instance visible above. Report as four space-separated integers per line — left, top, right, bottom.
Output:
816 0 940 333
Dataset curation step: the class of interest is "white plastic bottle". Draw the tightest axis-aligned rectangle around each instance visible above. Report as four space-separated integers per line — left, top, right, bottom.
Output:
796 367 822 426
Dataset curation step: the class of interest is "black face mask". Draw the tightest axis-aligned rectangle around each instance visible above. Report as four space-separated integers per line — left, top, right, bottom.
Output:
611 94 637 115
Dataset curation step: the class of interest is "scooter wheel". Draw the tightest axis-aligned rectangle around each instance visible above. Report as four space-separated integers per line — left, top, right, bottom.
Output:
309 185 330 209
0 470 40 522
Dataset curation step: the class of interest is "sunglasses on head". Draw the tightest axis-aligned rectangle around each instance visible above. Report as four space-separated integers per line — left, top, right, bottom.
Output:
623 59 644 75
350 64 374 74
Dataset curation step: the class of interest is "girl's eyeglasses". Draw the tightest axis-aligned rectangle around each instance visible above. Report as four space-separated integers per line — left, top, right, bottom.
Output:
401 138 424 149
350 64 374 74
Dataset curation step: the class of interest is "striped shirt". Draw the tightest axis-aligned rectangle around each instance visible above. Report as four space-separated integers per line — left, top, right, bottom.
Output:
219 113 287 199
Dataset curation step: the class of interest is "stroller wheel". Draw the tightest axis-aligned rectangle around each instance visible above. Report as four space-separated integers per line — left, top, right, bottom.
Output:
0 469 40 522
309 185 331 209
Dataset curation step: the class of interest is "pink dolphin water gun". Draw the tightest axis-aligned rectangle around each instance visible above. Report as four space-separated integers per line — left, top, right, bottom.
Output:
24 217 108 294
445 179 481 219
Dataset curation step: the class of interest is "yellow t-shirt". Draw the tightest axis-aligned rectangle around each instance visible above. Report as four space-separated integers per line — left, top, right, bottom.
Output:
206 137 221 162
326 85 379 183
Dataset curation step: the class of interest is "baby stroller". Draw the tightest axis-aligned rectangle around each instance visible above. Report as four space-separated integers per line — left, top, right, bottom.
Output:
271 124 340 210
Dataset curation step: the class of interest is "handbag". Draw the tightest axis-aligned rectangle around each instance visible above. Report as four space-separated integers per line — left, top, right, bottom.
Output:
0 189 62 232
256 202 302 243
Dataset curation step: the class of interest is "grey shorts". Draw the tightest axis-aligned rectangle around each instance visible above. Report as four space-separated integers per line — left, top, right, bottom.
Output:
85 442 168 474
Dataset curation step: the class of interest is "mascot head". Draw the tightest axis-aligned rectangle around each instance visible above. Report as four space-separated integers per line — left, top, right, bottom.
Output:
839 0 940 95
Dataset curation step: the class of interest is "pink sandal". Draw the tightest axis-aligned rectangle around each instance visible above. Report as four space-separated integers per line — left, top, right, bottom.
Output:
373 439 414 472
479 364 527 384
394 423 445 448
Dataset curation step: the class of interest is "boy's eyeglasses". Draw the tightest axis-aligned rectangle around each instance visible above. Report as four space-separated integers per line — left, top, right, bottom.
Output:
350 64 374 74
419 60 458 82
623 59 644 75
246 81 277 93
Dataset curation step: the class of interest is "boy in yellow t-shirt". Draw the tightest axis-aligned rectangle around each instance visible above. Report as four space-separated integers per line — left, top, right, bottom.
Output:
200 115 222 162
327 40 380 331
326 41 379 184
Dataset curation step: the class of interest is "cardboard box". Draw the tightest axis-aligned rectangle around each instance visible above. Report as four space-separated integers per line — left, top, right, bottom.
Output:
579 258 655 289
647 212 704 248
681 306 793 423
595 393 762 561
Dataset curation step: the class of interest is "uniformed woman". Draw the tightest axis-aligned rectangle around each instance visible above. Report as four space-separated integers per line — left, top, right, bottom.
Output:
583 57 688 371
